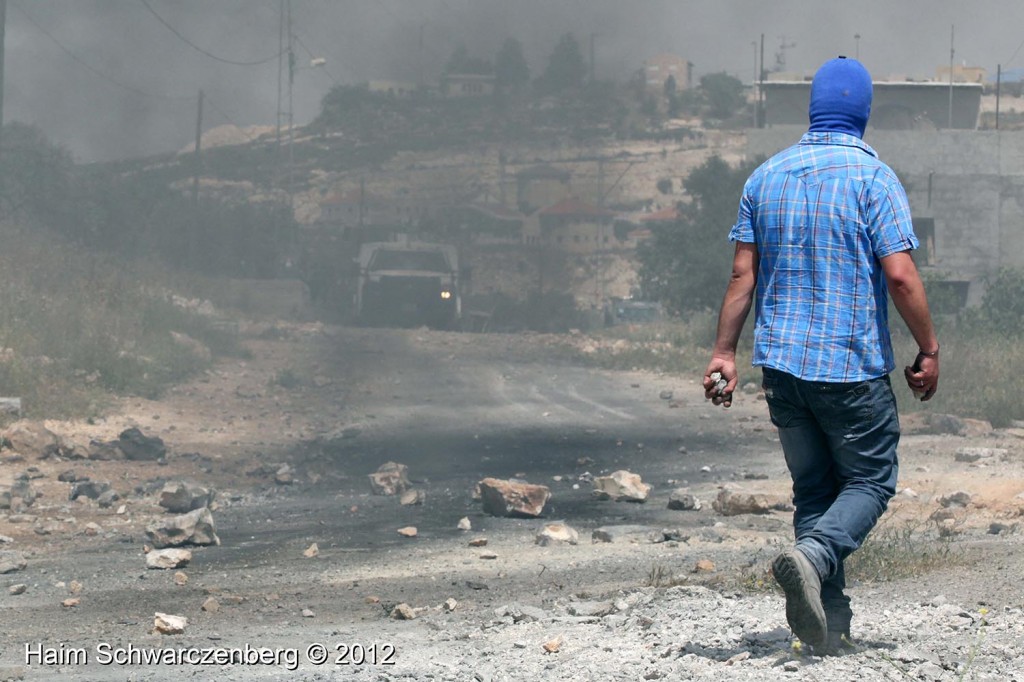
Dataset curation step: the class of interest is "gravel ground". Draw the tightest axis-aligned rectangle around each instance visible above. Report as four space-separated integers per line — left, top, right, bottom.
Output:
0 325 1022 681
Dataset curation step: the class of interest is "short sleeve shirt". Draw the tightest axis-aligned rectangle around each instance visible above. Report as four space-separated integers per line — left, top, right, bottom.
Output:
728 131 918 382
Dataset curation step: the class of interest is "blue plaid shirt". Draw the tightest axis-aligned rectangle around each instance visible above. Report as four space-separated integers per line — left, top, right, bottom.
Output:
729 131 918 382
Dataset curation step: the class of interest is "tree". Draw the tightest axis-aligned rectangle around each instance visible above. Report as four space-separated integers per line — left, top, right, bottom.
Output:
637 155 763 313
495 37 529 91
0 123 74 228
664 74 677 99
537 32 587 95
444 45 492 75
700 72 745 120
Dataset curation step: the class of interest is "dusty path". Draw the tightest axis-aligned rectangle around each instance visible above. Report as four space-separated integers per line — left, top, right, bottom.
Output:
0 325 1022 681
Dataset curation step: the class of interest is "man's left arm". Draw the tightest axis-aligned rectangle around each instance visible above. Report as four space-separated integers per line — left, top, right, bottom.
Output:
703 242 759 407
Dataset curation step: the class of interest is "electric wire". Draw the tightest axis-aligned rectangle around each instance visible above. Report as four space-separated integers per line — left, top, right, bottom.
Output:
11 1 195 102
139 0 281 67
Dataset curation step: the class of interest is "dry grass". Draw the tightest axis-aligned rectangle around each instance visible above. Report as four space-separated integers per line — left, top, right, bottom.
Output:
0 224 244 419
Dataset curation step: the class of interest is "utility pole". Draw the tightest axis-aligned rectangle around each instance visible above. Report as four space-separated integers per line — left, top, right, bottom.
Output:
0 0 6 159
286 0 294 207
192 90 204 210
589 32 596 82
276 0 283 149
947 24 954 129
751 41 758 128
759 33 765 129
996 63 1002 130
596 158 605 207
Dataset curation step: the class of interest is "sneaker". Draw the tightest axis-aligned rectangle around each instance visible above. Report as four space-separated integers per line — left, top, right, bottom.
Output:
771 549 827 649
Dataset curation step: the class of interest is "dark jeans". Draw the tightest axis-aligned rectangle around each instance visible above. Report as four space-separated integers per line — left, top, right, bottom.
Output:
761 367 900 631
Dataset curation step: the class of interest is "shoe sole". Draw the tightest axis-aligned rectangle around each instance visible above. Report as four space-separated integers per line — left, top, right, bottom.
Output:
772 552 827 648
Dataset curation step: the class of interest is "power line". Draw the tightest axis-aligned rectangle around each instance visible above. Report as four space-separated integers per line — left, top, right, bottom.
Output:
1004 36 1024 69
293 34 341 86
11 1 193 101
139 0 281 67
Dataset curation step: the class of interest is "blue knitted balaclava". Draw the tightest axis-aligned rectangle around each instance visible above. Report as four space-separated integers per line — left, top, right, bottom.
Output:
808 57 873 138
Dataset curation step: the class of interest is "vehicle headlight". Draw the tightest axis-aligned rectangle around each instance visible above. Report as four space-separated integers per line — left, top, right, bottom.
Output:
440 290 452 300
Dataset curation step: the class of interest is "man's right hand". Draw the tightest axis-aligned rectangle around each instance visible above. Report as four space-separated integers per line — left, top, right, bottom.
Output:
703 357 738 408
904 351 939 401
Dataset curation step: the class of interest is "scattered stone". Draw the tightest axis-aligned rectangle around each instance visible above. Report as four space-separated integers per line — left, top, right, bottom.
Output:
469 538 488 547
939 491 972 508
542 635 563 654
535 522 579 546
954 447 1006 463
900 488 919 499
397 526 418 538
443 598 458 612
173 572 188 586
989 522 1014 535
202 597 219 613
69 480 110 502
694 559 716 573
62 598 80 608
302 608 315 618
57 470 79 483
741 382 759 395
117 428 167 461
907 413 993 437
496 603 547 623
154 613 187 634
97 490 120 509
68 580 83 594
457 517 472 531
9 584 26 595
84 522 102 536
274 464 294 485
146 548 193 570
0 550 27 574
478 478 551 518
159 482 216 513
86 439 124 461
659 390 674 400
592 470 651 503
400 489 425 506
667 490 701 511
303 543 319 558
712 488 793 516
568 601 614 617
2 421 59 458
479 553 498 560
369 462 411 496
390 603 417 620
592 525 658 544
146 508 220 548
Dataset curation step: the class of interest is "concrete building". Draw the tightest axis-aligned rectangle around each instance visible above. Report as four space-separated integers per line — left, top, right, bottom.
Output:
538 198 617 254
643 53 692 95
441 73 496 97
760 80 983 130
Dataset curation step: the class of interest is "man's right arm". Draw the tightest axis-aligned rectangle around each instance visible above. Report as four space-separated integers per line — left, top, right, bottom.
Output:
880 251 940 400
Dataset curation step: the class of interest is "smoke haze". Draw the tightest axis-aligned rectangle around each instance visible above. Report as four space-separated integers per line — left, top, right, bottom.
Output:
6 0 1022 161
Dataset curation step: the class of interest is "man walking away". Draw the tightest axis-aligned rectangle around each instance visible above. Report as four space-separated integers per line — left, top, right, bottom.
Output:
702 56 939 653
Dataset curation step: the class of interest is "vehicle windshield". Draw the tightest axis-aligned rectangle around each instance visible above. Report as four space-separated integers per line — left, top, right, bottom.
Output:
369 249 450 272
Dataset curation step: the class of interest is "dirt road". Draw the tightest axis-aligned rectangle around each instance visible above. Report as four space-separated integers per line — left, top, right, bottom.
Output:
1 325 1022 681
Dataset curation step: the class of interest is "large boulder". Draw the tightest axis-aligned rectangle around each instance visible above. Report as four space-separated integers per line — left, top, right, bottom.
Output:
712 488 793 516
478 478 551 518
0 550 27 574
2 421 59 458
592 470 651 503
117 428 167 461
146 548 193 569
158 481 215 513
368 462 411 496
146 508 220 548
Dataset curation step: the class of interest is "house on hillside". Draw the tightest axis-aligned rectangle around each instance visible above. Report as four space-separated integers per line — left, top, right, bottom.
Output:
317 188 427 242
516 164 572 214
538 198 617 254
442 73 496 97
643 53 692 95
